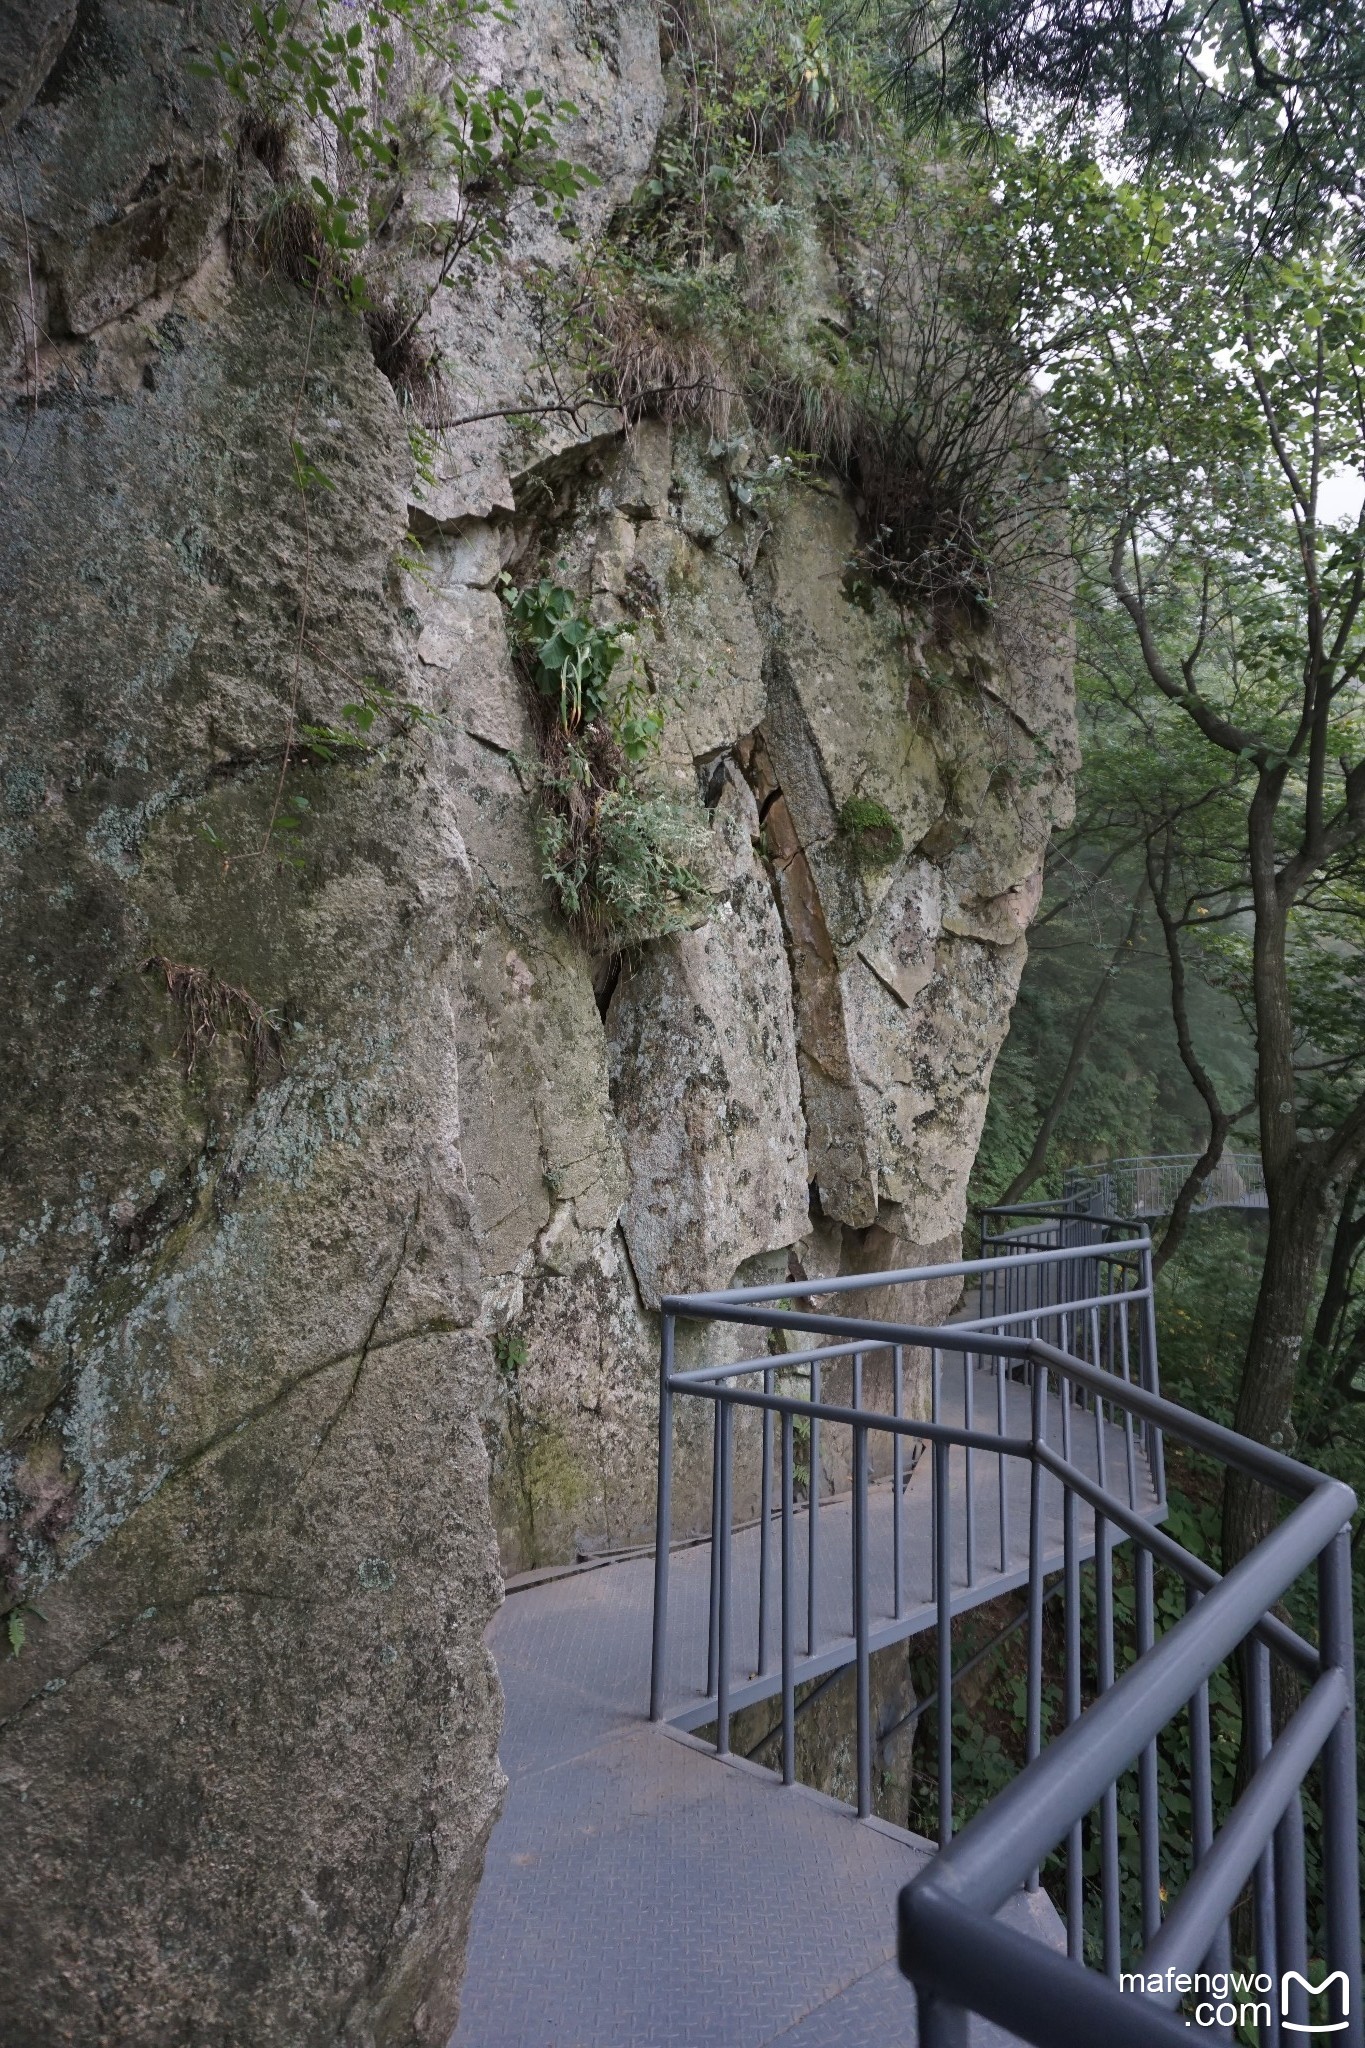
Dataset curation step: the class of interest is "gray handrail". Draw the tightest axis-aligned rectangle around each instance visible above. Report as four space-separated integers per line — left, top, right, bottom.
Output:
906 1475 1352 1919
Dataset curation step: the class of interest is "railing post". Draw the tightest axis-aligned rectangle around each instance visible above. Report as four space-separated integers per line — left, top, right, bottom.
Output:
1139 1237 1166 1504
649 1311 675 1723
916 1989 969 2048
715 1397 734 1757
807 1357 821 1656
758 1366 773 1677
1319 1525 1362 2048
854 1420 871 1818
1025 1346 1046 1890
1135 1545 1161 1945
707 1395 722 1696
1247 1637 1280 2043
893 1344 905 1618
781 1412 795 1786
934 1435 953 1846
1063 1476 1083 1959
1275 1794 1308 2032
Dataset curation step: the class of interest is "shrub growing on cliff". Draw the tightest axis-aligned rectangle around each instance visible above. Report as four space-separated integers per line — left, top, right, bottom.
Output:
576 0 1051 616
501 580 711 944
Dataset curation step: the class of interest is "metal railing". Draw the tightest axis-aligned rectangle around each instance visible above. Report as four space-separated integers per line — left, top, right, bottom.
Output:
1063 1152 1268 1219
649 1224 1160 1766
647 1229 1360 2048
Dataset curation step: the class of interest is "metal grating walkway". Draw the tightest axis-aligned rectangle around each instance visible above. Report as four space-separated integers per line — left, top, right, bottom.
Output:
447 1373 1115 2048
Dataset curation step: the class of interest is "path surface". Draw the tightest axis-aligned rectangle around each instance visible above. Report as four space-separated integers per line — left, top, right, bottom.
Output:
448 1356 1163 2048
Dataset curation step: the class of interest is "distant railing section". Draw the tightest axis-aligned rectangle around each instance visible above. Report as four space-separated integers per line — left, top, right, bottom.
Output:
647 1227 1360 2048
650 1230 1160 1776
1063 1151 1267 1219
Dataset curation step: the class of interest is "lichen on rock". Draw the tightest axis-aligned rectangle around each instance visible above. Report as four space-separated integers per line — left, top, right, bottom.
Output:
0 0 1076 2037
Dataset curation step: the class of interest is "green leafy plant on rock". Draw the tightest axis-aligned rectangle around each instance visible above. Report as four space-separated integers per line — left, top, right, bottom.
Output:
501 578 710 945
203 0 594 349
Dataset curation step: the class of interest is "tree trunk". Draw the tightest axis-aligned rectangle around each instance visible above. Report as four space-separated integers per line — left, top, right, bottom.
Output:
1221 1162 1331 1570
1304 1169 1365 1393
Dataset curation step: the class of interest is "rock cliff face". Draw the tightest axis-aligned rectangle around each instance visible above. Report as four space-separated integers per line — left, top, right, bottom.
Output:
0 1 1074 2041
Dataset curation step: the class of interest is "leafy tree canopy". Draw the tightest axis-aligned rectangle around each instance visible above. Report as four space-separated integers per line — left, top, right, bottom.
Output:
883 0 1365 245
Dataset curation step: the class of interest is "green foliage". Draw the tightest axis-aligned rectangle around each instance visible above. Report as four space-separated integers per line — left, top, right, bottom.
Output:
838 795 905 867
182 0 597 871
494 1330 529 1388
570 0 1045 612
533 747 710 945
503 578 662 756
3 1599 48 1659
502 577 709 942
883 0 1365 256
298 681 440 763
200 0 594 293
970 877 1251 1214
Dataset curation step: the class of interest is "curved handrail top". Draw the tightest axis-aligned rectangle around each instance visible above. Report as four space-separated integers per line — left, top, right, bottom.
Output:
662 1233 1153 1313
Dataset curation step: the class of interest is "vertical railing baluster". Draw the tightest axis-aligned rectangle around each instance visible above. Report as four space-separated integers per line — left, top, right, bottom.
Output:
1025 1353 1046 1890
1140 1241 1166 1504
807 1357 821 1656
649 1312 675 1722
964 1348 976 1588
707 1393 721 1697
930 1346 941 1571
1247 1638 1280 2043
893 1344 905 1619
715 1395 734 1758
1135 1545 1161 1944
854 1421 871 1819
781 1410 795 1787
996 1351 1009 1571
1276 1793 1308 2033
1186 1586 1232 1982
852 1348 864 1641
934 1435 952 1846
1064 1475 1083 1960
758 1365 773 1677
1319 1528 1362 2048
1116 1290 1138 1510
1091 1304 1107 1482
1093 1398 1118 1977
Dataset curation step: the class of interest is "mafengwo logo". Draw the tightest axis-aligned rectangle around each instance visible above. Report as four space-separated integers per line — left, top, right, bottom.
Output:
1282 1969 1350 2035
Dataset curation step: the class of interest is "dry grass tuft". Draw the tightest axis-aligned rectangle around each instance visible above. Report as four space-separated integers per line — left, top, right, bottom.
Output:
144 957 285 1092
364 297 442 406
594 290 738 437
246 185 332 289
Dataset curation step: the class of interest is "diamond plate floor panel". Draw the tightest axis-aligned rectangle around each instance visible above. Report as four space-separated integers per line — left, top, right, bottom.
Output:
452 1522 1069 2047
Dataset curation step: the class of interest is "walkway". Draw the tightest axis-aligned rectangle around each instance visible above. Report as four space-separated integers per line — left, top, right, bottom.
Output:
449 1363 1152 2047
1063 1151 1266 1218
453 1548 1061 2048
